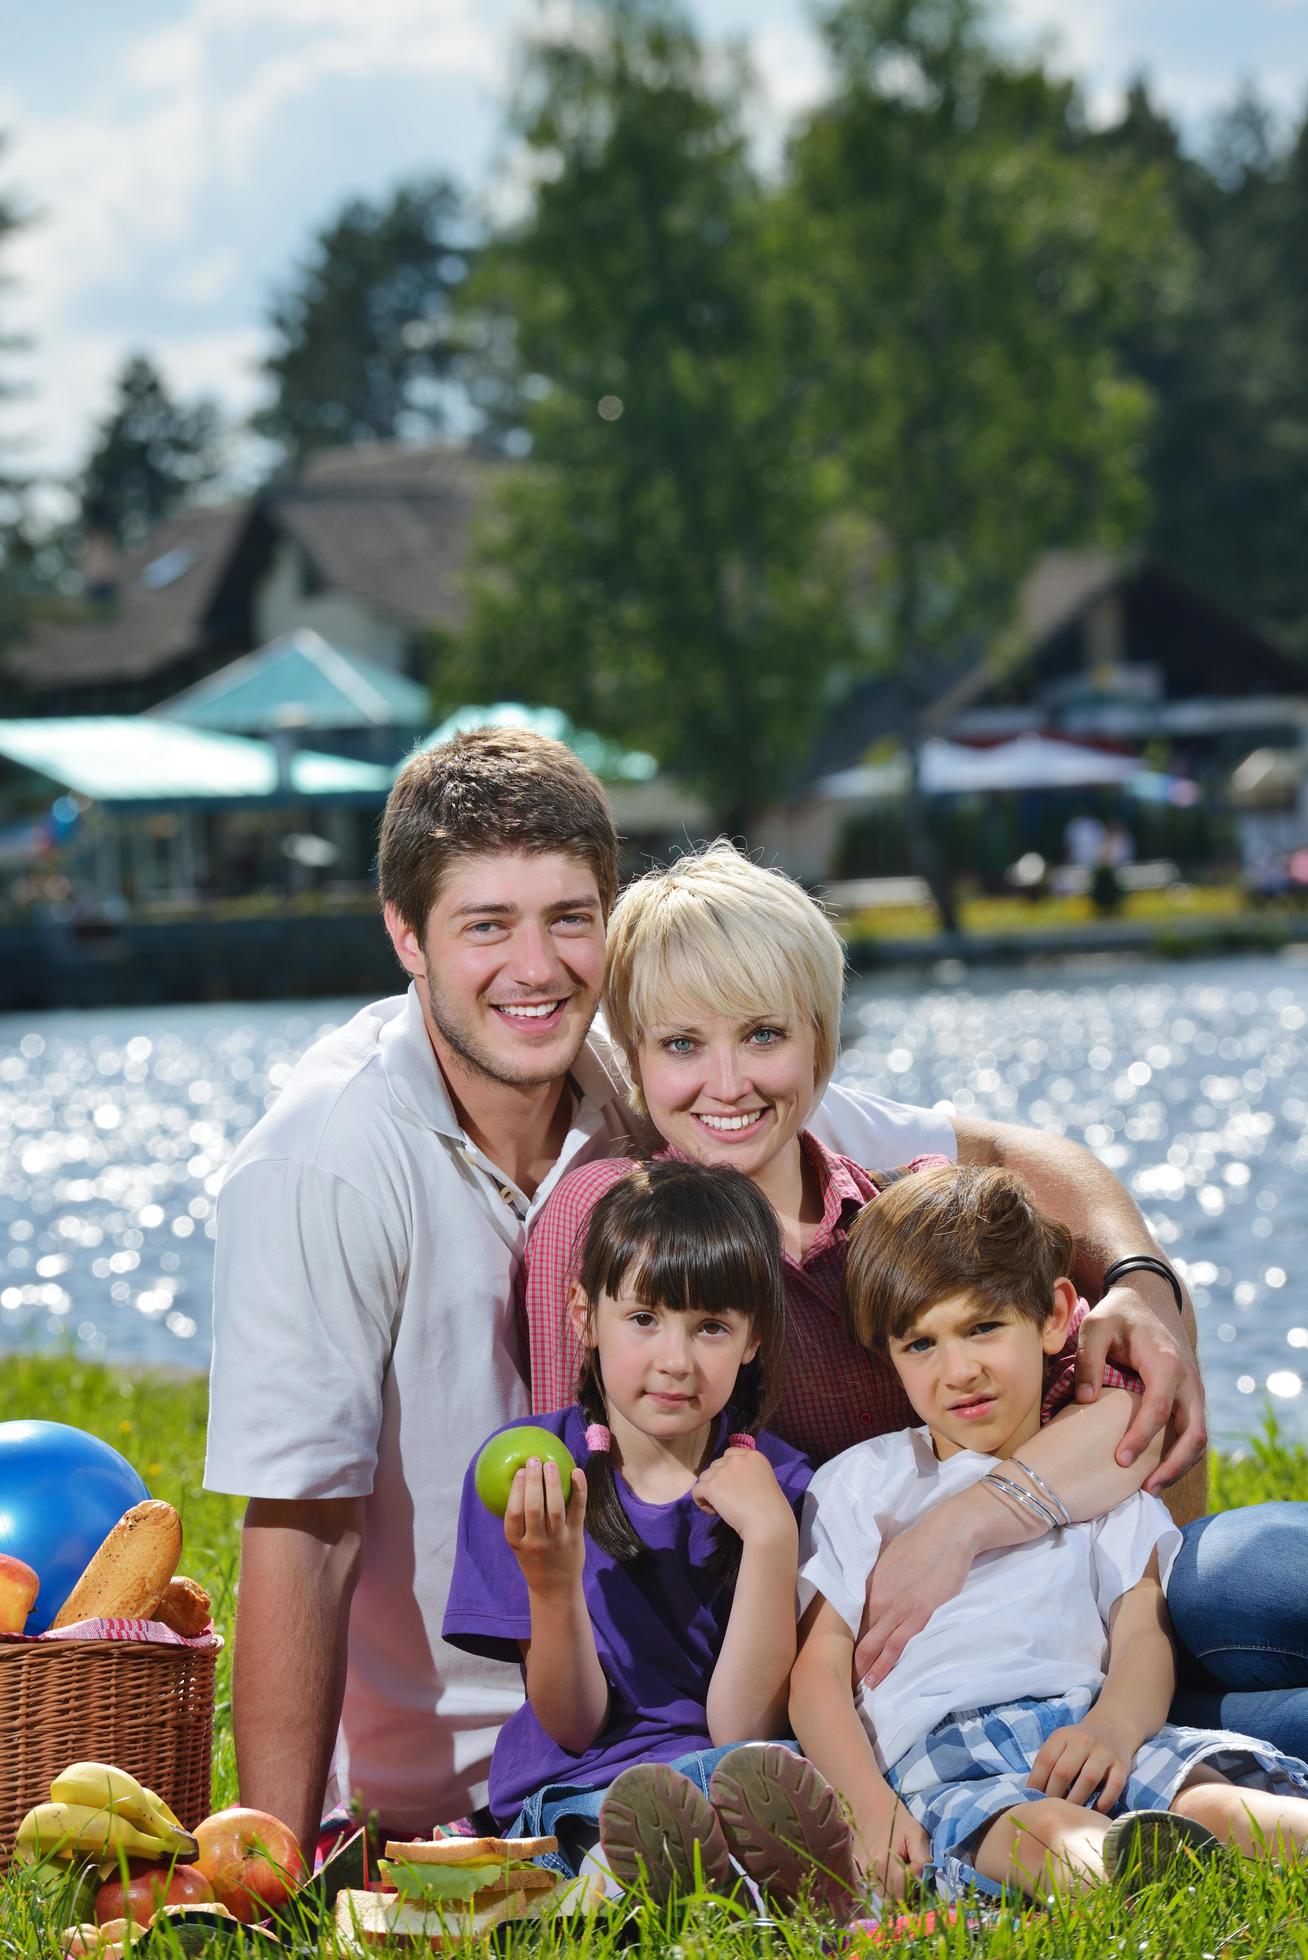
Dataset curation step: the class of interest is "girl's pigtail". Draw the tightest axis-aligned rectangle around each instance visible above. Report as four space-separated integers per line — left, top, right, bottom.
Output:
577 1349 644 1565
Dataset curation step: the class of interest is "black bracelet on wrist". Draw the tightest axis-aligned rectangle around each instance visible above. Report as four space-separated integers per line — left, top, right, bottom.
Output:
1100 1254 1184 1315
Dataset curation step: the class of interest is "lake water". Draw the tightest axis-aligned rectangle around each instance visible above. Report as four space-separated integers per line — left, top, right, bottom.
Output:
2 953 1306 1447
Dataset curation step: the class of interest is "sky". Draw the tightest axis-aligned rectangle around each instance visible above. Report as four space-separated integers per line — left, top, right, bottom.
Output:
3 0 1308 500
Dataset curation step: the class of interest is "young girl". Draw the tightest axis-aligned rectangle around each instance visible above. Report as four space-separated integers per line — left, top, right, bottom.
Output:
443 1159 857 1907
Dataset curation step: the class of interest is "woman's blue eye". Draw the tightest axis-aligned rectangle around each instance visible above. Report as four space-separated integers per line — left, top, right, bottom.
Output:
904 1337 932 1354
748 1027 783 1046
664 1036 695 1054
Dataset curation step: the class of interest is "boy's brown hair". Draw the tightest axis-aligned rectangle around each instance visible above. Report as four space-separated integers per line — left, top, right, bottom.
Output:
841 1163 1075 1354
378 727 621 937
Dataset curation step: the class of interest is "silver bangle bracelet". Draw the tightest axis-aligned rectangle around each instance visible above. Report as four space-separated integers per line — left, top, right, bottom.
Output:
1007 1456 1073 1529
981 1470 1062 1535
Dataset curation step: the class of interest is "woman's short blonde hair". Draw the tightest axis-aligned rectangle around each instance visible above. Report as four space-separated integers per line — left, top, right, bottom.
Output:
604 841 847 1114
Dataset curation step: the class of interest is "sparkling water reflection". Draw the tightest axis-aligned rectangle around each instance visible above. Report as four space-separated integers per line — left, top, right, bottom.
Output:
2 956 1305 1445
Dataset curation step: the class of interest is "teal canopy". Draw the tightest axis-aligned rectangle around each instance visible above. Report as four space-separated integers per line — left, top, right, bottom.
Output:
150 628 430 734
414 703 658 783
0 719 393 807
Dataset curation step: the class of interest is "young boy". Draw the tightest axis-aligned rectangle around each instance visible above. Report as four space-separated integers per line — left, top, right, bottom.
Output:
790 1164 1308 1901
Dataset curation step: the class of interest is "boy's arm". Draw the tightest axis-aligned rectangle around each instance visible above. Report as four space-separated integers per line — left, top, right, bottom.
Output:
699 1451 800 1743
511 1462 610 1755
790 1594 929 1899
1028 1552 1174 1814
856 1388 1163 1686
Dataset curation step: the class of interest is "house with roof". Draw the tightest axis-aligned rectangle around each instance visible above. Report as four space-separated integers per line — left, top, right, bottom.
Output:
759 550 1308 882
4 442 496 716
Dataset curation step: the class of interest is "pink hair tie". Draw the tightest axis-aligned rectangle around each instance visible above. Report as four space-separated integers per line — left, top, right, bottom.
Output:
584 1423 612 1453
727 1432 757 1451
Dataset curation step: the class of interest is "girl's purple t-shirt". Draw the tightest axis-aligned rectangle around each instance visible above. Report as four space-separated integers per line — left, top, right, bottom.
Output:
442 1405 813 1825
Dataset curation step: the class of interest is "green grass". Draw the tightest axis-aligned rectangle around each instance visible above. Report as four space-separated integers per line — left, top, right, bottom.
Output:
3 1355 1307 1955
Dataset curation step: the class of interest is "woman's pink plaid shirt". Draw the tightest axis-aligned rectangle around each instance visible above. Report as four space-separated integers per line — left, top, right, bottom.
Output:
519 1133 1127 1466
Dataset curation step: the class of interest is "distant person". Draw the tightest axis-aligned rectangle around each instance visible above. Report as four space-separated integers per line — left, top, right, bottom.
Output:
791 1165 1308 1902
1065 811 1106 871
1091 821 1134 916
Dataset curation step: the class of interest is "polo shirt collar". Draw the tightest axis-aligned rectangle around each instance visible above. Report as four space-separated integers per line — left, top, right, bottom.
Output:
379 983 465 1138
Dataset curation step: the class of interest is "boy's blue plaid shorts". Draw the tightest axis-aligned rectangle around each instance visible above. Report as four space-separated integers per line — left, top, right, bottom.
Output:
886 1687 1308 1900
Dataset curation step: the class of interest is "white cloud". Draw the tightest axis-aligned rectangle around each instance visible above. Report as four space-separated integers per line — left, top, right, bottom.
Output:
1 0 509 484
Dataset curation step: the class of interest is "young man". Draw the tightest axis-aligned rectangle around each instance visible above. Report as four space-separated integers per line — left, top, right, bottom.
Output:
205 729 1205 1854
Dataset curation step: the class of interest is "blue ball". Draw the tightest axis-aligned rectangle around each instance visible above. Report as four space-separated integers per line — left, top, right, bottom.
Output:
0 1420 150 1634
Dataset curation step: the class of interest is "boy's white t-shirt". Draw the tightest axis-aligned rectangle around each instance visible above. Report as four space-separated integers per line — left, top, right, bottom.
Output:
798 1427 1181 1783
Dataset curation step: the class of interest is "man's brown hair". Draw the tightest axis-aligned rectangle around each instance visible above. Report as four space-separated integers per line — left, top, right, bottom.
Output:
379 727 621 936
841 1163 1074 1354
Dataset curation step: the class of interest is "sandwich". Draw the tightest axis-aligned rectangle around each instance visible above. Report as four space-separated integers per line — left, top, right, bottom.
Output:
335 1835 600 1949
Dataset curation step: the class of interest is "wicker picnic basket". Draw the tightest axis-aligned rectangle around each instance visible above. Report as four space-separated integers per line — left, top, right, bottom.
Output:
0 1636 216 1864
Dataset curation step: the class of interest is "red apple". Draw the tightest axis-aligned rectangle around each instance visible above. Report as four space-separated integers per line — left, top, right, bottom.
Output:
0 1553 39 1634
193 1808 305 1923
95 1860 214 1926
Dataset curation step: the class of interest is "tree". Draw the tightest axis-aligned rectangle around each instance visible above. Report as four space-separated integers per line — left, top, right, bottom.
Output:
78 354 226 548
256 176 469 464
0 139 34 651
445 0 858 831
1124 90 1308 654
774 0 1186 916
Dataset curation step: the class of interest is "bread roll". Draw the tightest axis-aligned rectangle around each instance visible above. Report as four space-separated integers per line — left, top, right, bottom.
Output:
154 1574 212 1637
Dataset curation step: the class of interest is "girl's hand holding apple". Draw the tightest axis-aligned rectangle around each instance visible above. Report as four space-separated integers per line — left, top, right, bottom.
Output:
504 1457 589 1592
691 1447 797 1547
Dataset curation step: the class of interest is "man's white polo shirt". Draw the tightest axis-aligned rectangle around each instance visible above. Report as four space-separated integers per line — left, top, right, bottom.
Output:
204 985 634 1834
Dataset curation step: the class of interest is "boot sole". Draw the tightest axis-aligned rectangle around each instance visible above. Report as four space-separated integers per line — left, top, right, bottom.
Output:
1102 1808 1223 1888
710 1743 860 1918
599 1763 735 1903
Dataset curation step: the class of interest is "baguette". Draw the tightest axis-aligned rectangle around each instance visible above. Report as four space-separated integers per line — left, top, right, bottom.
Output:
52 1500 182 1628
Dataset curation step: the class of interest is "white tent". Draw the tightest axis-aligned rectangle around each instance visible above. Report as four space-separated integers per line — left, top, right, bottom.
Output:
920 734 1140 793
815 734 1141 803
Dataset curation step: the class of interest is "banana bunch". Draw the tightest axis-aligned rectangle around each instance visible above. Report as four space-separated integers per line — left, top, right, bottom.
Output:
14 1762 198 1867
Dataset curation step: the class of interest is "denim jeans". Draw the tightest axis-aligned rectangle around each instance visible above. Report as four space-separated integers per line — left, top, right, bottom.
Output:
508 1739 800 1877
1166 1502 1308 1760
508 1742 748 1877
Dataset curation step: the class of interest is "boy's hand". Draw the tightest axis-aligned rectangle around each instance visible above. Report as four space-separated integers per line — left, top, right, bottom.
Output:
853 1797 930 1902
691 1447 797 1548
504 1458 588 1593
1028 1709 1138 1813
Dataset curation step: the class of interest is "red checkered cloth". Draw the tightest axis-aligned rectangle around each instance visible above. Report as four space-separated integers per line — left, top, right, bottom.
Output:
0 1617 222 1649
519 1134 1133 1467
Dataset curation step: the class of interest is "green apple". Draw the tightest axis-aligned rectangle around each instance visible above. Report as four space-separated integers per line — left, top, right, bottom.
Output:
474 1425 576 1517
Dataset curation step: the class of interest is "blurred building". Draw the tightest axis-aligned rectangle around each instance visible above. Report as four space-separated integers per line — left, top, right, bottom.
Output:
763 551 1308 882
5 443 495 715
